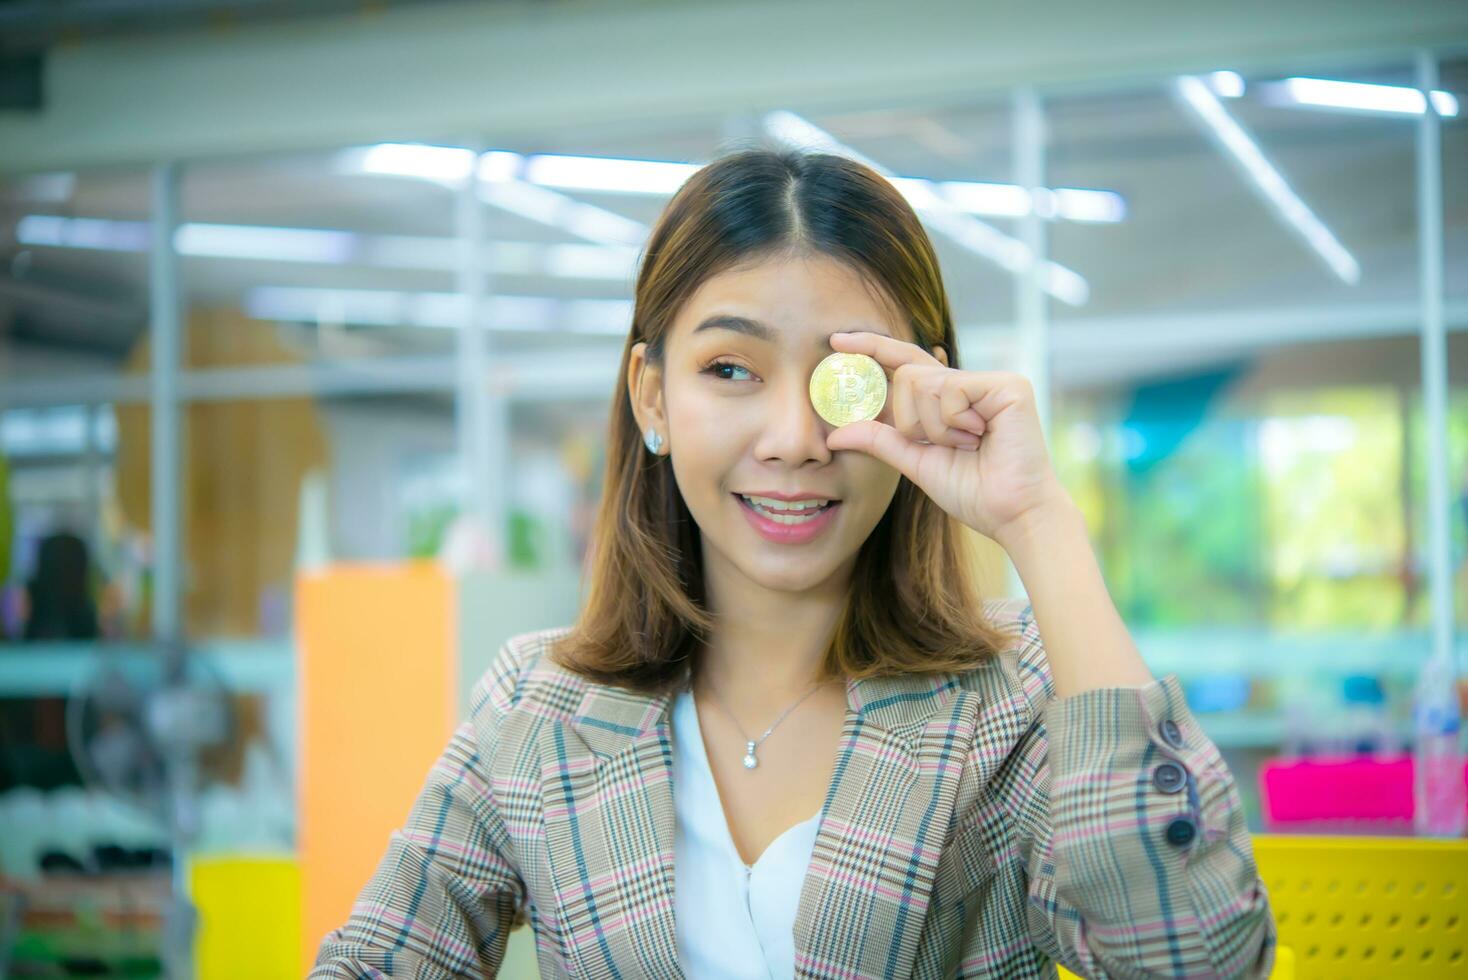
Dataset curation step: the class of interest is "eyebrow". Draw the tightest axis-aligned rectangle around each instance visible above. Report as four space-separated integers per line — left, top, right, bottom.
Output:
692 314 890 351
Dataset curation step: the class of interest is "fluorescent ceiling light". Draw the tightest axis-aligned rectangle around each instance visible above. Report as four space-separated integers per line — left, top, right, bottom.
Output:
352 145 650 244
17 214 638 281
1050 188 1127 223
348 142 1124 226
1 405 116 457
1430 90 1461 117
347 145 530 184
359 143 476 183
1208 71 1246 98
1175 75 1360 285
246 286 632 334
176 223 358 263
477 180 648 245
524 154 700 194
1276 77 1459 118
478 151 525 182
934 180 1031 217
765 110 1090 306
538 243 639 280
17 214 150 251
19 215 358 263
936 181 1126 223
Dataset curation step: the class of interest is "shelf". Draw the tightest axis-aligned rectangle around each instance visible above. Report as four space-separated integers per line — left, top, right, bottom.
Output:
0 630 1457 754
0 640 294 697
1133 627 1461 680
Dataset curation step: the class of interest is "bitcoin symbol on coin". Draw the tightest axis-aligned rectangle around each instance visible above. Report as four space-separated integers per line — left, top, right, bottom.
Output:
809 352 888 427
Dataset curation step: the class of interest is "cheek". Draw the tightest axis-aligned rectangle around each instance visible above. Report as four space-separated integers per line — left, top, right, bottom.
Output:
666 394 745 494
667 379 766 453
672 395 727 433
844 450 903 512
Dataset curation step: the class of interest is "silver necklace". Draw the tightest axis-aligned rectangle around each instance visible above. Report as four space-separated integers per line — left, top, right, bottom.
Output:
695 677 827 771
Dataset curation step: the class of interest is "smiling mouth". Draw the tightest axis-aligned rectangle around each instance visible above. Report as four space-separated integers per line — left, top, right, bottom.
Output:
732 493 841 523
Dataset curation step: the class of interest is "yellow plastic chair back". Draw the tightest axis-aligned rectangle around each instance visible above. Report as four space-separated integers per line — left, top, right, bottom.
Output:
1057 833 1467 978
191 854 300 979
1253 834 1464 978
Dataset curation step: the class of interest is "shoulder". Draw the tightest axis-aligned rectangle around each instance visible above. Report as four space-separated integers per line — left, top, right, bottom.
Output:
964 595 1056 720
466 623 588 740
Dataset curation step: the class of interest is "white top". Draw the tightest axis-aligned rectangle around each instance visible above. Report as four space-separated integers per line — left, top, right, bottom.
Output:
670 685 823 980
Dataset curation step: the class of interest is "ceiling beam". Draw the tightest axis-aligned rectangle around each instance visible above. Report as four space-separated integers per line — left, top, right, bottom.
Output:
3 0 1466 175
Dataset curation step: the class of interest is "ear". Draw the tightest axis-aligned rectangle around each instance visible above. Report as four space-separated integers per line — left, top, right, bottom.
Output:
933 345 950 368
627 341 669 451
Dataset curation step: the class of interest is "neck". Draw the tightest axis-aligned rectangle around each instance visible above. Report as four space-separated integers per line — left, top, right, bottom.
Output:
692 564 852 727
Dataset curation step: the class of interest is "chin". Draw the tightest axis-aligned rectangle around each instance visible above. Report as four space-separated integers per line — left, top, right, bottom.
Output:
736 552 849 593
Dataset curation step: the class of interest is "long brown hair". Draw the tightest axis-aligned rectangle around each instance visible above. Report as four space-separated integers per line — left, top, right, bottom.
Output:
550 147 1014 695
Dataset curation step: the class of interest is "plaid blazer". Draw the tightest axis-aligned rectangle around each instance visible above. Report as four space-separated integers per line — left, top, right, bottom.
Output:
311 597 1277 978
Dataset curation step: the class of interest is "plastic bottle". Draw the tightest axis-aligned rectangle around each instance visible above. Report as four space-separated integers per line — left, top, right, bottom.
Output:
1412 654 1467 837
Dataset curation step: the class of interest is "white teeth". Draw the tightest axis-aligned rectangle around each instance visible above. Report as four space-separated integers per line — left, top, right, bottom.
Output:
740 494 831 512
740 494 834 523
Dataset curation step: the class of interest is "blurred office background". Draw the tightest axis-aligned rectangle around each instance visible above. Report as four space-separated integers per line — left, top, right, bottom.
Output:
0 0 1465 975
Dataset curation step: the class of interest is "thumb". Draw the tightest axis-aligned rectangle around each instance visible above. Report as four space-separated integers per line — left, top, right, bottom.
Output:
826 419 924 482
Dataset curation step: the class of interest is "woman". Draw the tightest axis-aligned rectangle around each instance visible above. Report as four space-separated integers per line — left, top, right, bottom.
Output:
312 149 1276 978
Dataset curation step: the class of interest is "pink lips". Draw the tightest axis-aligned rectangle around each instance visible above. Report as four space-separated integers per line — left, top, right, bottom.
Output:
734 493 841 544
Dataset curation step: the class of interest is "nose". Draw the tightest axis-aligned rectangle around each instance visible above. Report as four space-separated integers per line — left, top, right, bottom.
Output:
752 372 835 466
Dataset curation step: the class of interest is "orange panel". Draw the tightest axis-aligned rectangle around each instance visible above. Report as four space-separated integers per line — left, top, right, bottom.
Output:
296 561 457 974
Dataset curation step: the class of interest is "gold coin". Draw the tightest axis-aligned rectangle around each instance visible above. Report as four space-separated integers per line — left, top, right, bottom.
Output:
809 352 888 427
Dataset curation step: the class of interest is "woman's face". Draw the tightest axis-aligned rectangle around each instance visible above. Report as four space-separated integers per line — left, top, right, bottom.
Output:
629 252 945 599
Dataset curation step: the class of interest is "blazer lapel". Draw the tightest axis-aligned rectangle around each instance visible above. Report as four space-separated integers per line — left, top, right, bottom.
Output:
545 677 685 978
545 666 979 980
793 670 980 979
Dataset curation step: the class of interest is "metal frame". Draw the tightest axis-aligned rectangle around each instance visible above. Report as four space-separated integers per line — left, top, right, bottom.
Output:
1416 51 1456 678
0 47 1458 652
454 141 505 559
148 163 181 646
1007 85 1050 599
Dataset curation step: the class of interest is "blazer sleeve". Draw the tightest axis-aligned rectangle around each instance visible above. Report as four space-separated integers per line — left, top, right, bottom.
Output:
998 610 1278 979
309 648 529 979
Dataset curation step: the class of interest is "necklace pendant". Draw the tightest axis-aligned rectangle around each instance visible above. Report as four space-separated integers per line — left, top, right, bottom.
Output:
742 740 758 769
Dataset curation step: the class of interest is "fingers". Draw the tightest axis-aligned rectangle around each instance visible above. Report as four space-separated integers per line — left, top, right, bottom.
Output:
939 379 986 436
827 333 1032 457
916 383 978 449
825 419 926 483
953 370 1034 420
891 364 980 449
828 331 941 375
889 365 923 443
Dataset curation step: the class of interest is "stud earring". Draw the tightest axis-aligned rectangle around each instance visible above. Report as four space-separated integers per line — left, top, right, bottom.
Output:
643 426 664 454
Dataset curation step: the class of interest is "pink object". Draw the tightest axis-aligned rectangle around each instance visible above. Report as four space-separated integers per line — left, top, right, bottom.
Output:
1259 754 1468 830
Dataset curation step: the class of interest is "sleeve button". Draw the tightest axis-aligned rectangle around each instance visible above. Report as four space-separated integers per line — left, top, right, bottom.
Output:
1159 719 1185 749
1164 816 1197 847
1152 760 1187 794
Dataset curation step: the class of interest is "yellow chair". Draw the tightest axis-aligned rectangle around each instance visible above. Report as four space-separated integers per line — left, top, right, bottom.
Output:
1252 834 1464 978
1057 834 1466 978
191 854 301 979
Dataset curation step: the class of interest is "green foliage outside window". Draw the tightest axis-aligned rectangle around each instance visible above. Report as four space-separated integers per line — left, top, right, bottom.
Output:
1055 382 1468 630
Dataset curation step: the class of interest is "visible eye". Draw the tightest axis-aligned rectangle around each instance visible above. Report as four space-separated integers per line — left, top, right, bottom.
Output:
701 359 756 382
